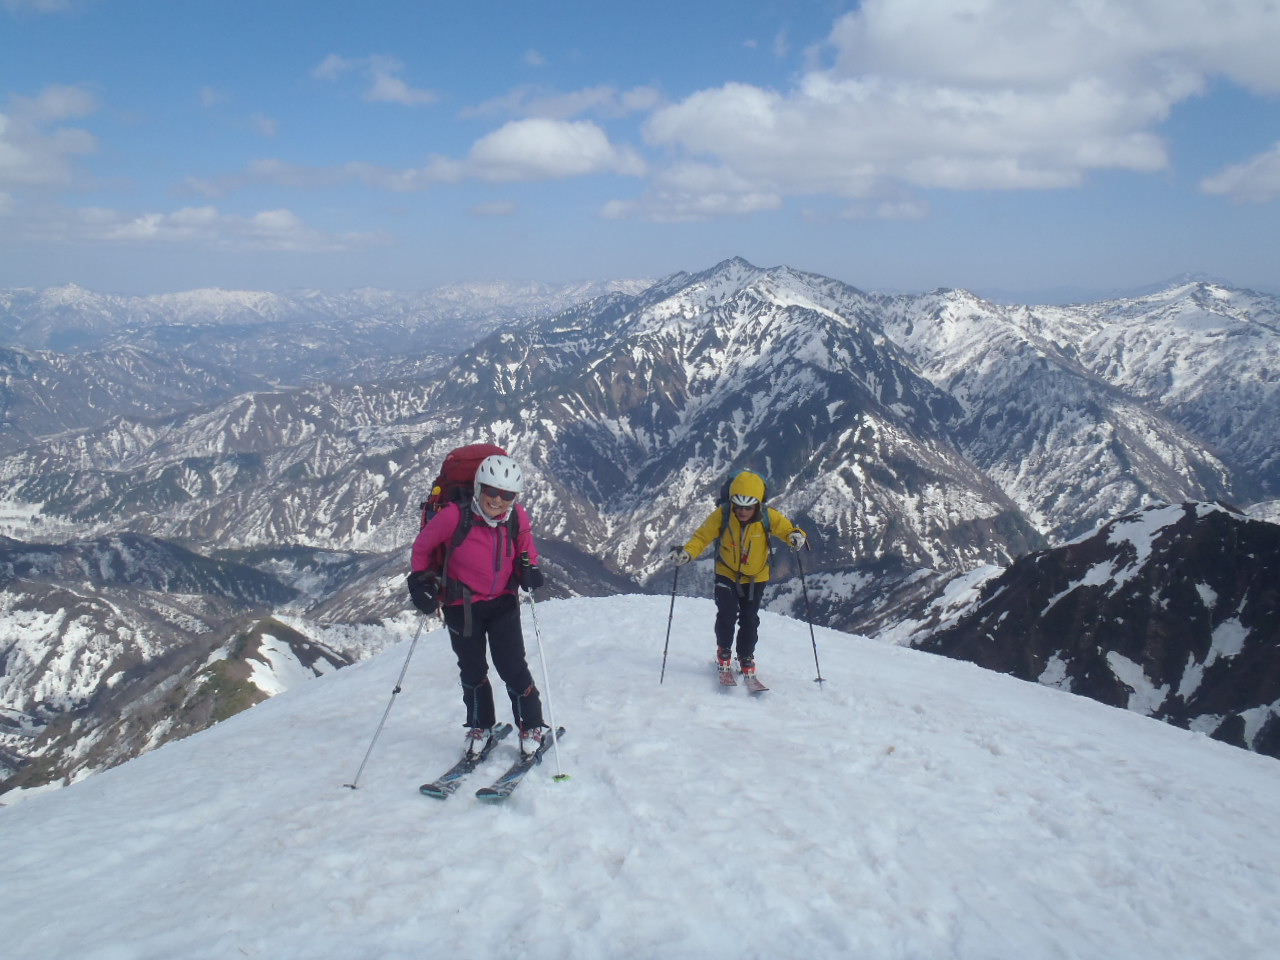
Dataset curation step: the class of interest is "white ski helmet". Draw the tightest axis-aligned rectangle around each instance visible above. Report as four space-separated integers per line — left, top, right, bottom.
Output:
475 454 524 496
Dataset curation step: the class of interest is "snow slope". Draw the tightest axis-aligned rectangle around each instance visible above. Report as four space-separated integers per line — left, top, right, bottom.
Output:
3 596 1279 960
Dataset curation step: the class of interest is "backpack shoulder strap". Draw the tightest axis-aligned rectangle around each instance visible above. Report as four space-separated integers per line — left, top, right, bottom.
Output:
449 502 474 549
441 504 478 636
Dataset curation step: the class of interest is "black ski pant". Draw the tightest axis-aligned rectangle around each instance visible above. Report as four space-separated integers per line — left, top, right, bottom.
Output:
714 574 764 662
443 594 544 732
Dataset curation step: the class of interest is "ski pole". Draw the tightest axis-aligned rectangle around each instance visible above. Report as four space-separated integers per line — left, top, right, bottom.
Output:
660 554 680 684
796 548 825 685
523 589 569 782
344 616 427 789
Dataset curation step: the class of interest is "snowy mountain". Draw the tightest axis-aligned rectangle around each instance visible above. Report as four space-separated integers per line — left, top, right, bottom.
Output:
0 279 653 455
0 279 655 350
4 261 1274 563
2 258 1279 793
0 532 384 789
899 501 1280 760
876 284 1263 541
2 596 1279 960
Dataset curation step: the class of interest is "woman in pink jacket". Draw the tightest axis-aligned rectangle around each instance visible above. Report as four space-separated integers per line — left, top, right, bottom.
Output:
407 454 547 758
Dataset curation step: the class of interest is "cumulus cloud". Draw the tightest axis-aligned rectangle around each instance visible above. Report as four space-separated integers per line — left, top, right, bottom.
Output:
311 53 437 106
1201 143 1280 203
617 0 1280 220
452 118 646 181
161 0 1280 230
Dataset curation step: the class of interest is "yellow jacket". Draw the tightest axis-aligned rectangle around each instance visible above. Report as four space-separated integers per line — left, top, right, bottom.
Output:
683 505 800 584
683 471 802 584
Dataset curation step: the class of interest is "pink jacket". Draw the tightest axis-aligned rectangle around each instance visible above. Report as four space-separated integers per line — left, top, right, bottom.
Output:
410 501 538 604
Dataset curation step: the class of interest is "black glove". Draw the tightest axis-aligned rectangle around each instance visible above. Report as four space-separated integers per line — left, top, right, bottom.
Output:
406 570 440 615
516 553 545 591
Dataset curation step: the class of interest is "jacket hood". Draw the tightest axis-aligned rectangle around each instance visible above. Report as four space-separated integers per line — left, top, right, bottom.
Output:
729 471 766 504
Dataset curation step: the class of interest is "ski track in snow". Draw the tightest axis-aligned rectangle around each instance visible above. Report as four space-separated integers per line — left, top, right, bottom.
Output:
2 595 1279 960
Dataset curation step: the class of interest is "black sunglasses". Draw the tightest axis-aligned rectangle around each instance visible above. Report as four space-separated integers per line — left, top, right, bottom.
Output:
480 484 517 501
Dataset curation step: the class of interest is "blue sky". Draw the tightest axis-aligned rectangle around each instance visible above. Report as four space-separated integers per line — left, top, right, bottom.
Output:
2 0 1278 300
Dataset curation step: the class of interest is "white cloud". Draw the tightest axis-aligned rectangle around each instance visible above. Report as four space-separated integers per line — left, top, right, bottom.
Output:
169 1 1280 229
311 54 437 106
602 161 783 222
616 0 1280 220
431 118 646 183
311 54 354 81
824 0 1280 93
838 197 930 221
23 202 388 252
250 113 278 138
181 119 647 197
0 85 98 190
464 84 662 121
602 188 782 223
199 86 226 109
364 55 437 106
1201 143 1280 204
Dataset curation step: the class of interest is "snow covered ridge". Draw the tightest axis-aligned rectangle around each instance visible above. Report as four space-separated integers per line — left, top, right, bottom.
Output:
0 278 656 346
3 597 1280 959
2 259 1277 559
3 257 1280 792
913 501 1280 758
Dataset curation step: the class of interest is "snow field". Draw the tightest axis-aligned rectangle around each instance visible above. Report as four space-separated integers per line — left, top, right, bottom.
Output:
2 595 1279 959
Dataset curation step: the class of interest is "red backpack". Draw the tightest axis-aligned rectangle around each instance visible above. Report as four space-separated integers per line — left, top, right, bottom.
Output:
418 443 520 575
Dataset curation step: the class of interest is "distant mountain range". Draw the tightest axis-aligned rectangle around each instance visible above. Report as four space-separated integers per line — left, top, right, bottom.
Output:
1 259 1277 791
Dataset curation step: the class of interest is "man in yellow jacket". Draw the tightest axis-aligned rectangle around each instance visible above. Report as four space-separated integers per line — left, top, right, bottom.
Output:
672 470 807 679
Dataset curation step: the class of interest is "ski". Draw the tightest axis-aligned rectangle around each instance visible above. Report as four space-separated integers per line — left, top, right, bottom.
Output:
742 672 769 694
419 723 514 799
717 661 738 686
474 727 566 803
